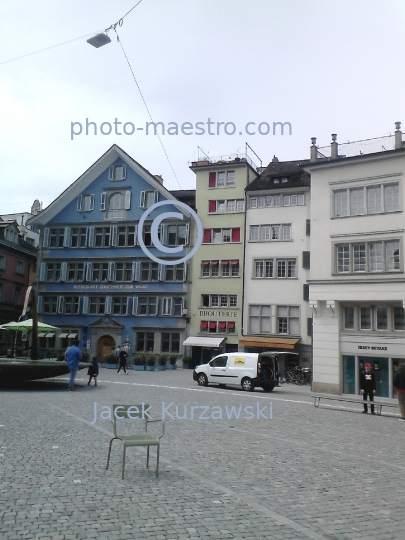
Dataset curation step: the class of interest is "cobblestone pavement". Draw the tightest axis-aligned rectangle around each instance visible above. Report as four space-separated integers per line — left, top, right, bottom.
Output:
1 368 405 539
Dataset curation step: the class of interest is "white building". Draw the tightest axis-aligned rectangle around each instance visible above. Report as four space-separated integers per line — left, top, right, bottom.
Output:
305 123 405 397
0 200 42 247
242 157 312 363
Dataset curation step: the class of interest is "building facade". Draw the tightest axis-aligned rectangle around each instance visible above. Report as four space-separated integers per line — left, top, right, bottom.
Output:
185 155 258 364
242 157 312 362
28 145 193 360
306 123 405 397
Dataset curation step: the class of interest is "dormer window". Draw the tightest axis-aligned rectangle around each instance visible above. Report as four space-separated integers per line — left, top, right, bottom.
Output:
4 228 18 244
109 164 127 181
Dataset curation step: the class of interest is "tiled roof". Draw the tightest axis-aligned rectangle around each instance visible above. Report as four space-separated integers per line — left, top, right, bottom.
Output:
246 158 310 192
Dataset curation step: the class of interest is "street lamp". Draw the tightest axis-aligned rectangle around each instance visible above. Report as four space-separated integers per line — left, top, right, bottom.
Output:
87 33 111 48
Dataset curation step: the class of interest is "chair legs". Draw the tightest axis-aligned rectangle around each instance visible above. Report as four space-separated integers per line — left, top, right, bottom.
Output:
106 438 116 470
107 441 160 478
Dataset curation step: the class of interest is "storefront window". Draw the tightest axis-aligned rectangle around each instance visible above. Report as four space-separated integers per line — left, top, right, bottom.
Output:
343 355 355 394
343 307 354 329
359 356 389 398
393 359 405 397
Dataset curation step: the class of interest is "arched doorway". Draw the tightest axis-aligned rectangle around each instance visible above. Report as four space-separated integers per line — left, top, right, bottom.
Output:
97 335 115 359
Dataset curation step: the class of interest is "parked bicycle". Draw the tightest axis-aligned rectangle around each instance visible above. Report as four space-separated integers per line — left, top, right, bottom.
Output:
279 365 312 385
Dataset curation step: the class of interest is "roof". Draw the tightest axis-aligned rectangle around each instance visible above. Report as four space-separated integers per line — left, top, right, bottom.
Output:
245 157 310 192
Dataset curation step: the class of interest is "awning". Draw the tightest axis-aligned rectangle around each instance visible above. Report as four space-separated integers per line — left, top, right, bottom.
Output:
59 333 69 339
67 333 78 338
45 333 55 338
38 332 47 338
230 260 239 265
211 260 219 265
201 260 210 265
221 260 229 265
183 336 226 347
238 336 300 350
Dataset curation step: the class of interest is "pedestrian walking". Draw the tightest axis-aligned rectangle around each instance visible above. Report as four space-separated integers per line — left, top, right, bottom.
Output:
117 348 128 374
87 357 99 386
66 339 82 391
393 363 405 421
360 362 376 414
116 345 121 357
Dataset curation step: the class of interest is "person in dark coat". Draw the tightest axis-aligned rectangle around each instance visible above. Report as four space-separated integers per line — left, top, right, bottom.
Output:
87 357 99 386
117 348 128 374
360 362 376 414
393 363 405 421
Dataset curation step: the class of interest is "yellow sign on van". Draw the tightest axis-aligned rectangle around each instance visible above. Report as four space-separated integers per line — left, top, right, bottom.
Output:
234 357 246 365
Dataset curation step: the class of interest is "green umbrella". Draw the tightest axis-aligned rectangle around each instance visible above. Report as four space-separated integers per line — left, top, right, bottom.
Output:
0 319 59 332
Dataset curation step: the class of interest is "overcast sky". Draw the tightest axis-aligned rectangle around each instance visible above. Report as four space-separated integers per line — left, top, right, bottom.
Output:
1 0 405 213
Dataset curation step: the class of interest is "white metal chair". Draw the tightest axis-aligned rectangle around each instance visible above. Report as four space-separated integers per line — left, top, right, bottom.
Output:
106 404 165 478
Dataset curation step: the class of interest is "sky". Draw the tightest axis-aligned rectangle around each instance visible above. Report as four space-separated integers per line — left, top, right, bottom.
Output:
1 0 405 213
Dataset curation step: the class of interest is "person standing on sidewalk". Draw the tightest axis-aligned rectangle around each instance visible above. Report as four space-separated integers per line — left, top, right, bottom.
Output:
393 363 405 421
360 362 376 414
117 348 128 374
66 339 82 391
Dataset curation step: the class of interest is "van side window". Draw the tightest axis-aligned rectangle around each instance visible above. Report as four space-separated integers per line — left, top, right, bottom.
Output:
210 356 227 367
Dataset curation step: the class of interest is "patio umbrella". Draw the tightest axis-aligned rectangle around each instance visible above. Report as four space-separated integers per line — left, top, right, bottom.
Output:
0 319 59 332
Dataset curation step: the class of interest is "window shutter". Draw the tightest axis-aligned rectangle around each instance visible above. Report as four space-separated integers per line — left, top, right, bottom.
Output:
303 284 309 301
209 172 216 188
182 297 187 310
183 262 188 282
185 223 189 245
203 229 212 243
111 226 118 246
132 261 140 281
209 200 216 213
161 224 168 245
306 219 311 236
57 296 64 314
132 297 138 315
108 166 114 180
134 224 139 246
126 297 132 315
100 192 106 211
302 251 310 269
307 317 313 337
60 262 67 282
39 263 46 282
90 194 95 211
77 195 83 211
154 190 159 204
140 191 146 208
37 296 43 314
87 226 95 247
86 262 92 281
42 228 49 248
125 190 131 210
122 165 127 179
63 227 71 247
158 264 165 281
232 228 240 242
105 296 112 315
108 262 115 281
82 296 89 314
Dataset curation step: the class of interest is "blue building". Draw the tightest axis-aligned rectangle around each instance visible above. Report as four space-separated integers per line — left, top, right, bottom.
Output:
28 145 192 361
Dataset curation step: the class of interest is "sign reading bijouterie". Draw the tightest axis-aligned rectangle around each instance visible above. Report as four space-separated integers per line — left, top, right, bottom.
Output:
199 310 238 318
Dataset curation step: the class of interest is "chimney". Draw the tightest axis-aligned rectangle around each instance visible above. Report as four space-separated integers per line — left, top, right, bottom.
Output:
154 175 164 185
310 137 317 162
331 134 338 159
271 155 279 163
395 122 403 150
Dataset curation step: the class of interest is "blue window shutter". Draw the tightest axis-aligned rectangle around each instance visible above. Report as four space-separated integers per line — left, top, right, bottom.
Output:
154 190 159 204
108 166 114 180
86 262 92 281
43 228 49 248
88 227 95 247
126 297 132 315
77 195 82 211
90 194 95 210
57 296 64 314
63 227 71 247
82 296 89 314
158 264 165 281
134 224 139 246
122 164 127 179
140 191 145 208
125 191 131 210
132 261 140 281
60 262 67 281
108 262 115 281
39 263 46 282
185 223 190 245
161 224 168 245
100 192 106 211
132 297 138 315
37 296 43 314
105 296 112 314
111 226 118 246
183 262 188 282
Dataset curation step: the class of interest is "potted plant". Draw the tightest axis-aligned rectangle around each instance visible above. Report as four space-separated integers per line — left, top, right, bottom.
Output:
146 352 156 371
169 354 177 370
158 353 168 371
182 355 193 369
104 352 118 369
47 348 58 359
133 352 146 371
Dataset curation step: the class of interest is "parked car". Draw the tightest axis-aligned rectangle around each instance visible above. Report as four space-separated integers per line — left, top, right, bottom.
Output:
193 351 299 392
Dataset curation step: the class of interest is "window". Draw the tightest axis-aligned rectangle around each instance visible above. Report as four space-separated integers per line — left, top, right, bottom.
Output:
250 193 304 208
77 194 95 212
203 228 240 244
107 192 125 219
343 305 403 331
49 228 65 248
112 297 127 315
140 190 158 209
165 263 186 282
114 262 133 282
5 228 18 243
89 297 106 314
70 228 87 247
67 263 84 282
94 227 111 247
137 297 158 316
46 263 61 282
394 307 405 330
208 171 235 188
277 306 300 334
91 263 109 282
166 224 188 246
162 297 182 316
335 240 401 274
343 306 355 329
64 297 80 315
333 182 400 217
16 260 25 275
254 258 296 279
14 287 22 305
161 332 180 353
201 294 237 308
250 224 291 241
43 296 58 314
249 305 271 333
200 260 239 278
208 199 245 213
140 262 159 282
0 255 5 270
117 226 136 247
200 321 236 334
109 164 127 181
136 332 155 352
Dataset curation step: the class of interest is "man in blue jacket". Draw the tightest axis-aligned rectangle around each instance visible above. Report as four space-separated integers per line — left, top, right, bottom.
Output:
66 339 82 391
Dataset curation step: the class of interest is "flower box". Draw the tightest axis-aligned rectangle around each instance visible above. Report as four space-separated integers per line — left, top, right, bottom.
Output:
133 365 145 371
106 363 118 369
145 365 155 371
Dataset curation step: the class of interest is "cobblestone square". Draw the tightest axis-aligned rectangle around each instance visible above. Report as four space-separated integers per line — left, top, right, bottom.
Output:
1 369 404 539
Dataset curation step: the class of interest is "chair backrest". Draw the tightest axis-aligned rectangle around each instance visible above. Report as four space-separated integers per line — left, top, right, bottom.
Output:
112 404 150 436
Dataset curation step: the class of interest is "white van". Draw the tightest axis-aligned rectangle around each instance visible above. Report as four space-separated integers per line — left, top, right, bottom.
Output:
193 352 292 392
